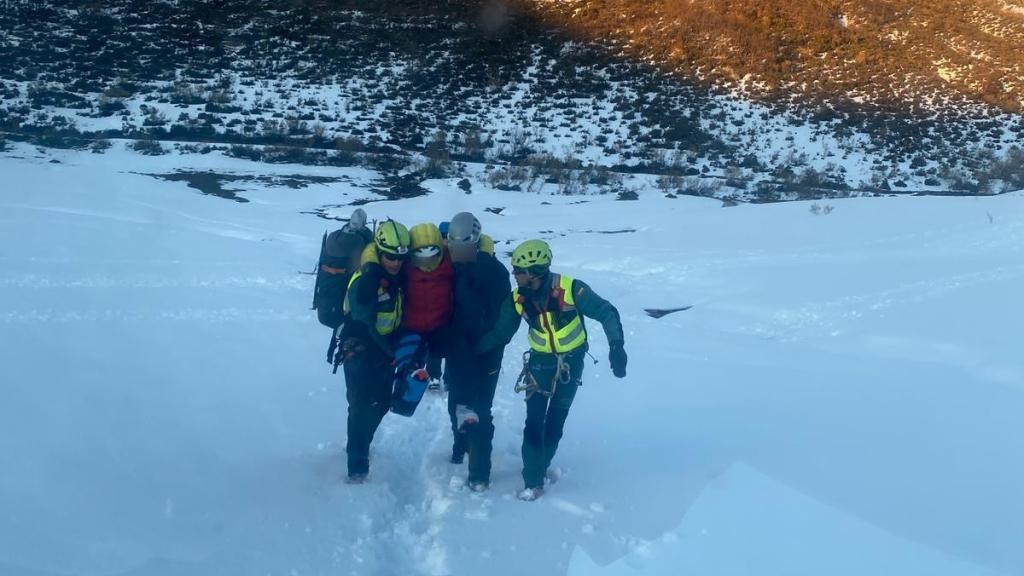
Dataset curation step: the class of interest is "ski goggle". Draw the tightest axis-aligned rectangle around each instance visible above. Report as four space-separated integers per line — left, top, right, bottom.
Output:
413 245 441 259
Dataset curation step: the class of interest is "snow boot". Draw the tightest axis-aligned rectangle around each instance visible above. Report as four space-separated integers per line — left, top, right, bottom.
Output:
517 487 544 501
345 473 368 485
468 479 490 492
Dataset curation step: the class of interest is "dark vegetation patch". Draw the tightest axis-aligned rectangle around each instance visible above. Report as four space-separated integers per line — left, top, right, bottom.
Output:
575 229 636 234
258 174 344 189
301 205 350 221
149 172 250 202
645 306 693 319
147 171 345 202
369 175 430 201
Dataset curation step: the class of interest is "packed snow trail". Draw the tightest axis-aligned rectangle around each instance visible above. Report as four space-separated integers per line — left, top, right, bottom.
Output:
1 145 1022 576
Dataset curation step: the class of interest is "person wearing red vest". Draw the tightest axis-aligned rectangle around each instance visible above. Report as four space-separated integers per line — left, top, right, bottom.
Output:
401 223 456 393
403 223 455 335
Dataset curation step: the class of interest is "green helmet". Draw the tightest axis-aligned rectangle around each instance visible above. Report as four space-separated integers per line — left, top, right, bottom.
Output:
511 239 552 268
374 220 411 257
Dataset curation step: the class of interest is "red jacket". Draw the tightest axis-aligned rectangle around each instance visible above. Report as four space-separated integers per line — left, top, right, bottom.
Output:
402 253 454 333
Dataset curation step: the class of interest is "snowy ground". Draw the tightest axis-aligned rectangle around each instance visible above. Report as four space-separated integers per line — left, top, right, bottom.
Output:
1 143 1022 576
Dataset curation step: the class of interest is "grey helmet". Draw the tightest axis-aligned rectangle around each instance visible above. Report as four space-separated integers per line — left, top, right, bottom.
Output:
447 212 482 263
342 208 373 243
344 208 367 232
448 212 481 246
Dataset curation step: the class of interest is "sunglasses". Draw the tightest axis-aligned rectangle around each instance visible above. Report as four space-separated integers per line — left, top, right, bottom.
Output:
513 265 547 277
380 251 408 262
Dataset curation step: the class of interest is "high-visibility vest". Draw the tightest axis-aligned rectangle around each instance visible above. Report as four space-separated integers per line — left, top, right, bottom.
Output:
513 274 587 354
343 269 403 336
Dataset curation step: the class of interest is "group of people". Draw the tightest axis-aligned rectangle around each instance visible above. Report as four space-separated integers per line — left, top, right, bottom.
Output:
312 209 627 501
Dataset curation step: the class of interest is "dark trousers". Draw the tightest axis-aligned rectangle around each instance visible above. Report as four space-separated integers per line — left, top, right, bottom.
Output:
522 349 585 489
342 342 395 476
447 340 504 483
418 327 451 384
426 352 444 383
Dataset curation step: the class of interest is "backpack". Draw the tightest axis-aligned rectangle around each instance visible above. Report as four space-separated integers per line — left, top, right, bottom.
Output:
313 228 366 329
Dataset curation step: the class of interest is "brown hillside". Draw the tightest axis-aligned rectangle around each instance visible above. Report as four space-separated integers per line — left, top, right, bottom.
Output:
522 0 1024 112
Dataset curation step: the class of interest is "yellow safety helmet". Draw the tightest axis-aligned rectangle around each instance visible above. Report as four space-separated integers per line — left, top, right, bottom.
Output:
479 233 495 256
374 220 411 257
511 239 552 268
409 223 444 271
409 223 443 252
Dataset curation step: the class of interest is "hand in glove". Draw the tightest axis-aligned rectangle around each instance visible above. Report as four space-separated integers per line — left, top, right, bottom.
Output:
609 343 627 378
327 335 339 364
327 325 344 364
339 338 366 363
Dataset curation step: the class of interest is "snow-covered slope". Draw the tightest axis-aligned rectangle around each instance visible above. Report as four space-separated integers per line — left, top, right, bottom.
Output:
1 144 1022 576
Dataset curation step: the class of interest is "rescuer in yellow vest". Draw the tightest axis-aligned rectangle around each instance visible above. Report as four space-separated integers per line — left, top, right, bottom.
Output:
474 239 627 501
337 219 411 483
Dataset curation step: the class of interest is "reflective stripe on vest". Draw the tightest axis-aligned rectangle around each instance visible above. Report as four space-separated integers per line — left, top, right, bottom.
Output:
513 274 587 354
344 270 403 336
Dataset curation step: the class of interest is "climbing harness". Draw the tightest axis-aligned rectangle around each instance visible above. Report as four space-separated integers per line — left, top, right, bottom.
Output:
514 350 573 400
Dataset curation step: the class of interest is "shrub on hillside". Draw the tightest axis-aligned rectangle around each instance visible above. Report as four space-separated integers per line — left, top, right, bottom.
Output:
130 139 167 156
227 145 263 162
90 139 112 154
361 152 412 174
809 203 835 215
980 146 1024 193
27 82 90 109
335 136 365 164
169 82 204 105
459 127 488 161
262 145 327 165
681 177 722 197
938 166 981 194
487 165 532 191
421 131 452 178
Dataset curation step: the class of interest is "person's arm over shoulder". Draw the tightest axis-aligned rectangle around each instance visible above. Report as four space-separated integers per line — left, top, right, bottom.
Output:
573 279 624 346
348 266 394 356
346 273 372 326
474 294 521 354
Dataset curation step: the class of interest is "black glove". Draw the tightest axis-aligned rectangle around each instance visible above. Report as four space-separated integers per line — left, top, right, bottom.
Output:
339 338 366 363
609 343 627 378
327 333 339 364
